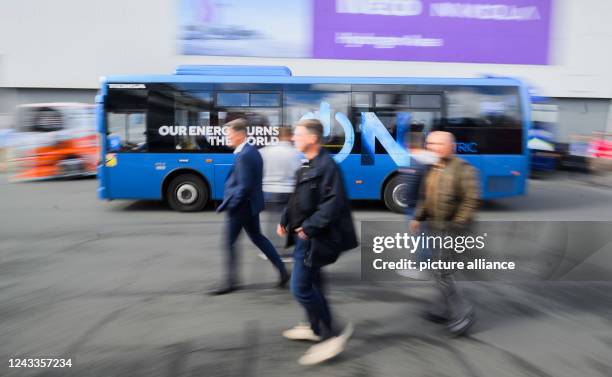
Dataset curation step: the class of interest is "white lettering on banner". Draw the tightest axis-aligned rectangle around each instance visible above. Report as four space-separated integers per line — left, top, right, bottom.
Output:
337 0 423 16
430 3 541 21
207 136 226 146
336 32 443 48
108 84 146 89
157 125 279 147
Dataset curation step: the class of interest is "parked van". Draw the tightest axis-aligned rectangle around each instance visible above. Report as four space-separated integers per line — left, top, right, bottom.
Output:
10 103 98 181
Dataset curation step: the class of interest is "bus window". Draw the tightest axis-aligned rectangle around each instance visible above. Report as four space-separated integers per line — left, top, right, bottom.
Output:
375 93 410 108
145 90 213 152
410 94 442 109
352 92 372 108
250 93 280 107
106 88 148 152
445 86 521 128
28 108 64 132
372 91 442 153
217 92 249 107
174 92 212 151
107 113 146 152
216 92 281 108
218 108 281 149
213 90 283 149
284 91 349 154
443 86 523 154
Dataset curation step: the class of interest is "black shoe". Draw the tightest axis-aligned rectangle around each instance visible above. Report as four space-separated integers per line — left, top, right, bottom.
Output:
423 311 450 324
277 272 290 288
447 312 476 337
208 284 239 296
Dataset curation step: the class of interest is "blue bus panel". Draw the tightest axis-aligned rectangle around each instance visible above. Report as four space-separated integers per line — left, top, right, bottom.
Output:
97 66 529 211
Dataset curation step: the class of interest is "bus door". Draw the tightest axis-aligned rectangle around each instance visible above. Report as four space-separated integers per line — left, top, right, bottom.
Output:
103 87 154 198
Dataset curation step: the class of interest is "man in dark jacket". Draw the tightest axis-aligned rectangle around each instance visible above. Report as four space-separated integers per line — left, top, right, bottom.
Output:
277 119 357 365
212 119 289 295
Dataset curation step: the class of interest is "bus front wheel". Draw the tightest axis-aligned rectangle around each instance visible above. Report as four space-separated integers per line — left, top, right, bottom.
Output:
383 175 409 214
167 174 208 212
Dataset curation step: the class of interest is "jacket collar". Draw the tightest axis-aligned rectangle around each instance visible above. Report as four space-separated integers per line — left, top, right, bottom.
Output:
300 149 330 181
307 148 329 168
233 140 249 154
435 155 456 168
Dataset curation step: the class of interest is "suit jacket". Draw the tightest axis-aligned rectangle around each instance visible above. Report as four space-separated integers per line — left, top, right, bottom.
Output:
217 143 265 216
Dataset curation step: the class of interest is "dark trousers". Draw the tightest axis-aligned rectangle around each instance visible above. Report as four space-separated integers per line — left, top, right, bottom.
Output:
225 206 287 286
291 238 333 337
263 192 291 251
428 228 470 321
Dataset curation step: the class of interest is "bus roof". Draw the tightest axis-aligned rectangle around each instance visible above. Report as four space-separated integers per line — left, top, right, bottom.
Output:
101 65 525 88
17 102 95 109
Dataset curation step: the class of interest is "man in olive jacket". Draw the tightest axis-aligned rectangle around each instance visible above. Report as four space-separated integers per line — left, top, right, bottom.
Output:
277 119 357 365
410 131 480 336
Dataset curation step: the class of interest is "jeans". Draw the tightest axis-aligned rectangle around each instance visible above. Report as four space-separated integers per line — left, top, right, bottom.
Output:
291 238 334 338
224 204 287 286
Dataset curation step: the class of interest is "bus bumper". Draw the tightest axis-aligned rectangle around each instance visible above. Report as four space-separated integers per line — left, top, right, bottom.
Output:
97 186 108 200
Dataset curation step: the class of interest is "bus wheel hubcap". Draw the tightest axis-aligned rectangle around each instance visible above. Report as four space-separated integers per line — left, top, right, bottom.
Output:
177 183 198 204
392 183 409 208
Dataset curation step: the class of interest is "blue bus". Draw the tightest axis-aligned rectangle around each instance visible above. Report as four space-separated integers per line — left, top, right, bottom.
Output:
96 65 529 213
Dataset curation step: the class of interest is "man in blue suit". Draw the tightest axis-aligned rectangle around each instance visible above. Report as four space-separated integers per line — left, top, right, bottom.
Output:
211 118 289 295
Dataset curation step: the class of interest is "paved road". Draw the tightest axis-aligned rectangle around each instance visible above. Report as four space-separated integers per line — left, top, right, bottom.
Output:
1 175 612 377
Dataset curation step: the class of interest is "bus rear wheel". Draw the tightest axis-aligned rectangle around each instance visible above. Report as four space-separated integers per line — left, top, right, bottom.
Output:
167 174 208 212
383 175 410 214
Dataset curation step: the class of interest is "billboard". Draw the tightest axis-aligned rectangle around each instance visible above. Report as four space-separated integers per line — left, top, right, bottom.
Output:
178 0 552 65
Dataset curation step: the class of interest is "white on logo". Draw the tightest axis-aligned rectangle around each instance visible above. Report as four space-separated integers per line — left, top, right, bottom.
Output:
430 3 541 21
336 0 423 16
108 84 146 89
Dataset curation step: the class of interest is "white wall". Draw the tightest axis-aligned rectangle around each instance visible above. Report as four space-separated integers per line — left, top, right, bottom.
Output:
1 0 611 98
553 98 610 141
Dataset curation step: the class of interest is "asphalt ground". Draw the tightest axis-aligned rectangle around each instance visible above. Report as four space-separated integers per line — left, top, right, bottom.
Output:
2 174 612 377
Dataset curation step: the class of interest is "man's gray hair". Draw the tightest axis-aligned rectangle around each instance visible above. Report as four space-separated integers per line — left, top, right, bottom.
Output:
225 118 248 133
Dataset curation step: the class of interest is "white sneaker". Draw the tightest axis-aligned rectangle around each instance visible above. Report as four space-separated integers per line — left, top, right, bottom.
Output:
298 322 354 366
338 321 354 341
282 323 321 342
396 268 430 280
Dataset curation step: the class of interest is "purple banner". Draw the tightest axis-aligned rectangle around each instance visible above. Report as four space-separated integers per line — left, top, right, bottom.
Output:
312 0 552 64
178 0 553 65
